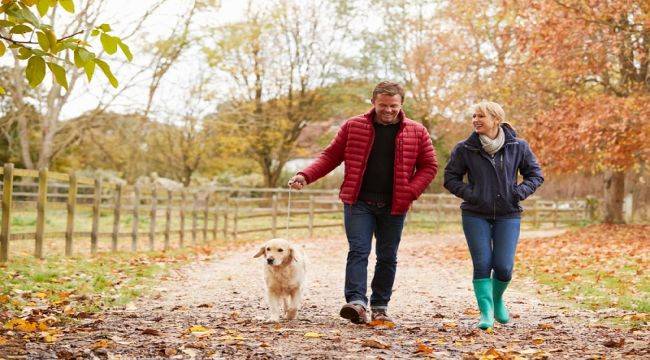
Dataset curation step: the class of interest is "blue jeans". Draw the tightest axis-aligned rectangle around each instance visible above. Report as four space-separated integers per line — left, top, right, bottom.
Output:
461 215 520 281
344 201 406 310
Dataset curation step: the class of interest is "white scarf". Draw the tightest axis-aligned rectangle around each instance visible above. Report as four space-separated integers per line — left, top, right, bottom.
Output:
479 126 505 155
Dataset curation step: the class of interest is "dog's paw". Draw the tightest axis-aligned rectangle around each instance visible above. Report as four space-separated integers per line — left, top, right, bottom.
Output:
286 308 298 320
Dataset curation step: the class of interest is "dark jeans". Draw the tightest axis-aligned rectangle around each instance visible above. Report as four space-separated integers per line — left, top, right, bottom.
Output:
343 201 406 310
462 215 521 282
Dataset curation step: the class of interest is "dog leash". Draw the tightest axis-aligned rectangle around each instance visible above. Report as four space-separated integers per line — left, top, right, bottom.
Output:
286 185 292 238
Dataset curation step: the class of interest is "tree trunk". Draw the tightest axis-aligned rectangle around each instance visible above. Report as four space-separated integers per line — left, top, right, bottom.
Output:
603 170 625 224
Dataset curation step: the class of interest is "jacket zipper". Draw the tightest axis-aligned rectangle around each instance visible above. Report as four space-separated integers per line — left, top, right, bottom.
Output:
465 143 514 219
353 123 376 203
391 122 407 214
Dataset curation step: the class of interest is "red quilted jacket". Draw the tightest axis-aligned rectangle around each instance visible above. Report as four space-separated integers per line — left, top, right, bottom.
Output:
298 109 438 215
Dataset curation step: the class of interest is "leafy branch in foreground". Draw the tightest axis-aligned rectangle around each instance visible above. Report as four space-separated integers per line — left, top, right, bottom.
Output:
0 0 132 94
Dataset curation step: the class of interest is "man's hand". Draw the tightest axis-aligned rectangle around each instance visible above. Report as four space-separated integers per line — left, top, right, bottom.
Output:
288 174 306 190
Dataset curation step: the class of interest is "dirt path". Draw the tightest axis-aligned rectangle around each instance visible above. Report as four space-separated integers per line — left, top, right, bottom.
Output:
29 230 648 359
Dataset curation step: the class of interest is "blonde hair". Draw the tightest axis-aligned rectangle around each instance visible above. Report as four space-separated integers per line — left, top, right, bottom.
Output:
472 101 506 124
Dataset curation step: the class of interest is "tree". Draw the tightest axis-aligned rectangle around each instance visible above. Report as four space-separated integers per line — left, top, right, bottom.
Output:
204 0 357 187
521 0 649 223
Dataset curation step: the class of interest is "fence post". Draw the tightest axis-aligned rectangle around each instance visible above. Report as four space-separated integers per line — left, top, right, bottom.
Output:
223 197 229 241
35 168 48 259
149 185 157 251
111 184 122 252
212 191 219 241
233 198 239 241
308 195 314 239
91 177 102 255
1 163 14 262
65 173 77 257
131 184 140 251
165 190 172 250
203 193 209 244
180 190 186 247
271 194 278 238
192 192 198 245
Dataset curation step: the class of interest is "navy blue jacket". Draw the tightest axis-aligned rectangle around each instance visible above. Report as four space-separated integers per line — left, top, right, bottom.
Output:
443 124 544 219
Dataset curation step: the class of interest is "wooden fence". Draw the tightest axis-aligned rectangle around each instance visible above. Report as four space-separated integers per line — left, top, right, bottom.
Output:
0 163 596 262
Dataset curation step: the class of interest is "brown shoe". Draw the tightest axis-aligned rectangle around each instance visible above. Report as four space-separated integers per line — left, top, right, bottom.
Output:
339 303 367 324
371 309 393 323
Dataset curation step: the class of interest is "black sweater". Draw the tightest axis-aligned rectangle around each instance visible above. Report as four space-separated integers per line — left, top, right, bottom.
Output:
358 121 400 203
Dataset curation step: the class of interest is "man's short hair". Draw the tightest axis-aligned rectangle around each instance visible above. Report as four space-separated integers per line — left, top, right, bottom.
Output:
372 81 405 103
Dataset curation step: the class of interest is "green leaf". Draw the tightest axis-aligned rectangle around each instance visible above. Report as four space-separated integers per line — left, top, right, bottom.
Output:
58 0 75 13
16 47 33 60
94 58 118 88
47 61 68 90
36 31 49 52
83 59 95 81
16 5 41 26
26 56 46 88
73 48 84 67
37 0 50 17
10 24 33 34
0 42 5 57
118 40 133 61
91 29 100 37
99 23 111 32
100 33 118 54
0 20 16 28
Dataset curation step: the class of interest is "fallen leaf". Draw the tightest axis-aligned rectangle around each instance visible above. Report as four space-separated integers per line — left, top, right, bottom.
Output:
367 319 396 329
304 332 324 338
442 321 458 329
538 323 554 330
603 338 625 348
142 328 160 336
481 347 503 359
415 340 433 354
532 338 544 345
34 292 47 299
164 348 177 356
0 336 7 345
361 339 391 349
90 339 113 350
188 325 210 333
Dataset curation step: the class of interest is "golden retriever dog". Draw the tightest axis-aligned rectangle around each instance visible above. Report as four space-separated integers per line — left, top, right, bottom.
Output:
253 238 307 322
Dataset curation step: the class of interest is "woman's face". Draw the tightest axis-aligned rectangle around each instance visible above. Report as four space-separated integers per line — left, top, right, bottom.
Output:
472 110 498 136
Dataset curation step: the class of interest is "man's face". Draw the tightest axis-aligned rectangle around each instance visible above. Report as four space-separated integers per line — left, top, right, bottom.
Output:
371 94 402 125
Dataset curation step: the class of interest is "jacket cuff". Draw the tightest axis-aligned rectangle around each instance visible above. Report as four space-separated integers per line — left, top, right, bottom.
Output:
297 171 311 184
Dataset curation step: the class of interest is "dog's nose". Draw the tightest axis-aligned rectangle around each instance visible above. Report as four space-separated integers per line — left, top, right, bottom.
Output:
266 258 274 265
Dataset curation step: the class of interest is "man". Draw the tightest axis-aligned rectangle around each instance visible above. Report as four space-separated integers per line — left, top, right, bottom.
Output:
288 81 438 324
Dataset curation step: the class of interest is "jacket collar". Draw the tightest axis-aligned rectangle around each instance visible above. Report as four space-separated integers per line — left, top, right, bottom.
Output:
464 123 518 150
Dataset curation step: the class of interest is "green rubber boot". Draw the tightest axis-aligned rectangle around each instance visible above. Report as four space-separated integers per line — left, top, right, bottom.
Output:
472 278 494 330
493 278 510 324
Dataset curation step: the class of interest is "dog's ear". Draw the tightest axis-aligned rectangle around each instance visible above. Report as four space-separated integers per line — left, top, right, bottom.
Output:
289 245 300 263
253 245 265 258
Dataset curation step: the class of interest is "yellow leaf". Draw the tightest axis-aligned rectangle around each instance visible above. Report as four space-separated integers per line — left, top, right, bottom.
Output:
304 332 324 338
189 325 209 333
532 338 544 345
91 339 112 349
0 336 7 345
414 340 433 354
34 292 47 299
367 319 396 329
0 294 9 304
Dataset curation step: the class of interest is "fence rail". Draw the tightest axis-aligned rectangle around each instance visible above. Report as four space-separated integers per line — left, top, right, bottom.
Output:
0 163 596 262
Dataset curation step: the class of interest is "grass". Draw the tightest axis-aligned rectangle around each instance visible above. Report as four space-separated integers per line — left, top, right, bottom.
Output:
515 224 649 328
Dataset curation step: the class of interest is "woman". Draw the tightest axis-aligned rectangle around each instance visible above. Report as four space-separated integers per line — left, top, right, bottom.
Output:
443 101 544 330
